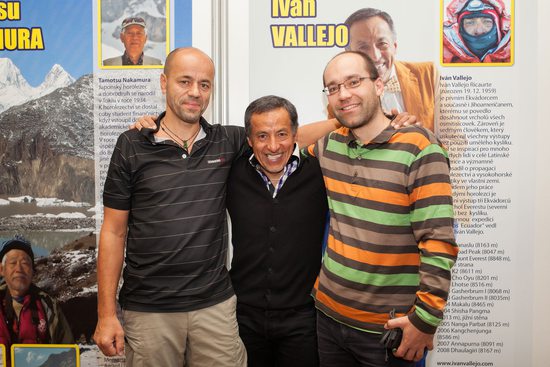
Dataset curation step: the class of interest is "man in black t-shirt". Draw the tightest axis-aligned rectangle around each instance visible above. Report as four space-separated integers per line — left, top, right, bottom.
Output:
95 47 247 367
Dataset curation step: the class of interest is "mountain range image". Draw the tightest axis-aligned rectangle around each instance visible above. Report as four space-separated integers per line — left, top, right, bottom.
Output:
20 348 77 367
39 349 77 367
0 58 75 113
0 57 94 203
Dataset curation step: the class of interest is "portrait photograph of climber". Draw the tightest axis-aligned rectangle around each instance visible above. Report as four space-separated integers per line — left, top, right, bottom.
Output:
442 0 513 65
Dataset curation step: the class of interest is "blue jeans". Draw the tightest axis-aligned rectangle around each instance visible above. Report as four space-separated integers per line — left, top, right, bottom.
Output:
317 310 415 367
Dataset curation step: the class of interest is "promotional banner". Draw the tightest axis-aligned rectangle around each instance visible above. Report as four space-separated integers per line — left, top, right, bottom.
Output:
0 0 545 366
0 0 97 364
244 0 533 366
0 0 191 365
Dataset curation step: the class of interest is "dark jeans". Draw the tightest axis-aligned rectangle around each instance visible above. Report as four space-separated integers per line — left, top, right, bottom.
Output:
317 310 415 367
237 303 319 367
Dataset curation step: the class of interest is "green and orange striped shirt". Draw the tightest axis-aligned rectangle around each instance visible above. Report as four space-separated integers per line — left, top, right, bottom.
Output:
305 124 458 334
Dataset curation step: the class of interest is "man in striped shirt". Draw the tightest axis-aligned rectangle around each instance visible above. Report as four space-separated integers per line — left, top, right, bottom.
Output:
304 51 458 366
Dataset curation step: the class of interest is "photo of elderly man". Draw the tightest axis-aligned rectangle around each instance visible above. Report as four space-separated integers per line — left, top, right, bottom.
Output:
103 16 162 66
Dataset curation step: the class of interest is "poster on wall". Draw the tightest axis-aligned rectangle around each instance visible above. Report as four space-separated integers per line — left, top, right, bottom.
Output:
245 0 530 366
1 0 538 365
93 0 170 217
0 0 192 365
0 0 97 363
93 0 192 215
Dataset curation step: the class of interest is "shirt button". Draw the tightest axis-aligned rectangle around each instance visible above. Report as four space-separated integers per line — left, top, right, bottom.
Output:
269 247 274 253
181 153 187 159
270 226 276 232
268 267 273 274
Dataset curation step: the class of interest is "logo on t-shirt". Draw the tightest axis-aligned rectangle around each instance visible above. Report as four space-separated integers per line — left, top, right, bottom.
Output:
207 156 226 165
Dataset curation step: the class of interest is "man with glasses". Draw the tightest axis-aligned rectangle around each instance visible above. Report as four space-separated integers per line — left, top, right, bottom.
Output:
304 51 458 366
103 16 162 66
443 0 511 63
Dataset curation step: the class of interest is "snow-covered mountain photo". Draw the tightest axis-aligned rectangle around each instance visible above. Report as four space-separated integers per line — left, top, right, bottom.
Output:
0 66 93 202
100 0 166 62
0 58 75 113
0 55 94 237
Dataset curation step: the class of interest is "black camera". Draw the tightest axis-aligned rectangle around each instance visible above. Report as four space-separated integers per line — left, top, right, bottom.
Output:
380 327 403 350
379 309 403 350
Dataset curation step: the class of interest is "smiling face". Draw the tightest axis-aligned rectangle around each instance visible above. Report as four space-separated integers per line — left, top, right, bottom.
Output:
348 16 397 83
161 48 214 124
247 108 296 181
120 24 147 58
0 250 33 297
323 53 384 130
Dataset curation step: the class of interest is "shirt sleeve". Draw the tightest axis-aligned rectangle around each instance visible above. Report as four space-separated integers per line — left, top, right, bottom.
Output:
406 135 459 334
224 125 249 159
300 142 318 159
102 133 133 210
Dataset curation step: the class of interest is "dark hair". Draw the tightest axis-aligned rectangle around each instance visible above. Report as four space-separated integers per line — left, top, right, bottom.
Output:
0 235 34 269
323 51 380 86
344 8 397 44
244 95 298 137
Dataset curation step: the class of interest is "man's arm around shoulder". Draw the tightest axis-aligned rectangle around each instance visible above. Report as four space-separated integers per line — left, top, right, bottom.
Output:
94 207 129 356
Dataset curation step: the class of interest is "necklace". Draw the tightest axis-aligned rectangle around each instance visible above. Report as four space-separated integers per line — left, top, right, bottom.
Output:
161 120 201 150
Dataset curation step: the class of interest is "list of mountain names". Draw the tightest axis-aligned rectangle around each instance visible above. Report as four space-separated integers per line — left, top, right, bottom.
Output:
436 74 514 359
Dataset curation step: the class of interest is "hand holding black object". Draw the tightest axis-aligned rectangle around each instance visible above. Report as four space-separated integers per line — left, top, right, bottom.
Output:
380 326 403 350
380 309 402 350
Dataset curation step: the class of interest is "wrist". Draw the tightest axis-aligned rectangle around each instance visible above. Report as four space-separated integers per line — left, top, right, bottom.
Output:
408 312 437 334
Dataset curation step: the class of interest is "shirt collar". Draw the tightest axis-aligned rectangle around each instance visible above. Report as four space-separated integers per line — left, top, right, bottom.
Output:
388 64 397 80
340 124 396 148
248 143 300 168
122 51 144 65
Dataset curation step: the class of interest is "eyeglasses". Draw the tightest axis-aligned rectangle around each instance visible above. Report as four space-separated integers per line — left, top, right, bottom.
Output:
322 76 377 96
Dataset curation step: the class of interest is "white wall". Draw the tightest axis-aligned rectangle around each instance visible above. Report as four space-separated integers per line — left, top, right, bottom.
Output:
227 0 250 126
191 0 214 122
533 0 550 364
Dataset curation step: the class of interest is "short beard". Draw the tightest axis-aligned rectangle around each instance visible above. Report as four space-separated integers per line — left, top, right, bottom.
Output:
333 97 382 131
334 110 372 130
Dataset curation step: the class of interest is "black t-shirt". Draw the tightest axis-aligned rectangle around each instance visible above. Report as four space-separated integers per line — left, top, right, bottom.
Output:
103 113 246 312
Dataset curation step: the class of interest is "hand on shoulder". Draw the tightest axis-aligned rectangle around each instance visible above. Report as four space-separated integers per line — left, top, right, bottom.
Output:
129 115 158 131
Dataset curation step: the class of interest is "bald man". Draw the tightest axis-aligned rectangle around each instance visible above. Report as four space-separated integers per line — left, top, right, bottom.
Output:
94 48 247 367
